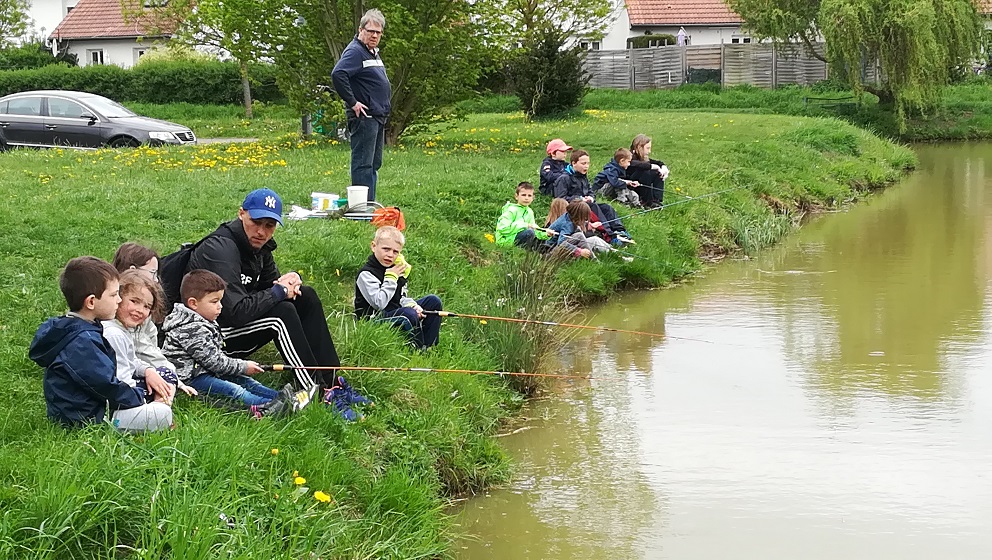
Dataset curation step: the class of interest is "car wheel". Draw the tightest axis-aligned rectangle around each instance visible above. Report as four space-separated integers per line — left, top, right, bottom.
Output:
108 136 141 148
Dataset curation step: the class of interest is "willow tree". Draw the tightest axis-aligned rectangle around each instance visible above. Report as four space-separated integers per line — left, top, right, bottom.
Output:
727 0 984 125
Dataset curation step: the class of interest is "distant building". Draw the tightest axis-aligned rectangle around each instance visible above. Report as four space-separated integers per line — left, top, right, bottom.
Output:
599 0 752 50
20 0 79 42
48 0 176 68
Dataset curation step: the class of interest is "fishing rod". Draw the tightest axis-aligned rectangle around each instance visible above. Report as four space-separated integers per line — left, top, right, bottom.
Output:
603 185 750 225
423 310 719 345
263 364 628 381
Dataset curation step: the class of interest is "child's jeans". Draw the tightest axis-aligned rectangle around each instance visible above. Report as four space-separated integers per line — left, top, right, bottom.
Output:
379 295 443 349
187 374 278 406
514 229 544 251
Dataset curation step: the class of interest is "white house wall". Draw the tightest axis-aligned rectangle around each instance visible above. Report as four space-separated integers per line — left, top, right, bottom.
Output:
67 38 163 68
599 8 749 49
24 0 78 40
601 8 630 50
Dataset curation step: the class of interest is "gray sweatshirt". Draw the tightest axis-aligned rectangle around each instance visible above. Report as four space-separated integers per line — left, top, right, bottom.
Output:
102 320 148 388
161 303 248 382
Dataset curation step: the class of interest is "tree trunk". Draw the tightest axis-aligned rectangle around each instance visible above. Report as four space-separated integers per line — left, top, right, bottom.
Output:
239 60 253 119
301 113 313 138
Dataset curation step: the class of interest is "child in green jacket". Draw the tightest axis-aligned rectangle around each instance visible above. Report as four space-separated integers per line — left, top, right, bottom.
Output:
495 182 552 250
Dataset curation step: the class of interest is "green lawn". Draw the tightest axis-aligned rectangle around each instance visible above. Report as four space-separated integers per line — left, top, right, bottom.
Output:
0 109 913 558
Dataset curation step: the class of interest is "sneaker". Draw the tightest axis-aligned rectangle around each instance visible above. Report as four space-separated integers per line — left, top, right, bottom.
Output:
248 404 265 420
335 375 372 406
616 234 636 245
621 256 635 263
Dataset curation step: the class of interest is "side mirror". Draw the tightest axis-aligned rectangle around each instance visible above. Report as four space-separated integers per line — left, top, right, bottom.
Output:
81 113 97 121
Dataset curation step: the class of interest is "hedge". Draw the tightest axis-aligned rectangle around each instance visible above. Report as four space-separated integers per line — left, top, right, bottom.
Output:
0 60 283 104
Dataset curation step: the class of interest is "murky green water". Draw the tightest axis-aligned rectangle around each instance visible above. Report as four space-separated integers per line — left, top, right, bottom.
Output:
456 143 992 559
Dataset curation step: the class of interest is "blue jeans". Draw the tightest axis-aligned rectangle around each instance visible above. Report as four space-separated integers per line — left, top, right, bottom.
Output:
378 295 443 349
348 116 385 202
186 374 278 406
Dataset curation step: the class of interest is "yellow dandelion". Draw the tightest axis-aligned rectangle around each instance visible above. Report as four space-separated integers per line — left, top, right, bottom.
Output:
314 491 332 503
293 470 299 477
294 476 306 486
271 448 279 455
484 233 495 243
479 320 488 325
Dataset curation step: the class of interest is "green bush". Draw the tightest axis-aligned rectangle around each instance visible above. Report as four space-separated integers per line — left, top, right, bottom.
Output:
0 42 77 70
510 28 588 118
0 60 283 104
627 34 677 48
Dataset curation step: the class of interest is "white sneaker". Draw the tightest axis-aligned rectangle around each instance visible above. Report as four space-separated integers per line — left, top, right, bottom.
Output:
616 234 636 245
621 256 634 263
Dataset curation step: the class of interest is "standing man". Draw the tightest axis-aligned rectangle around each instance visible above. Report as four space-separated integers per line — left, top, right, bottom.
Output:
332 9 391 203
185 188 341 396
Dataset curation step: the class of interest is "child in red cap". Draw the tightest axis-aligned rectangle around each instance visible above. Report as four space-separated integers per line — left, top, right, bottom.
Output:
538 138 572 196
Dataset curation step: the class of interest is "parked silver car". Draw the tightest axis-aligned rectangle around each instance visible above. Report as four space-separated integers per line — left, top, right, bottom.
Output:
0 90 196 150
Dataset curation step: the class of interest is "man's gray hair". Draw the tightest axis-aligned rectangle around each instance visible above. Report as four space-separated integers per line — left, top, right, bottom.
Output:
360 9 386 30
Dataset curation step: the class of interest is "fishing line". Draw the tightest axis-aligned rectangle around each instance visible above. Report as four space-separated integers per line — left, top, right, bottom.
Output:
263 364 629 381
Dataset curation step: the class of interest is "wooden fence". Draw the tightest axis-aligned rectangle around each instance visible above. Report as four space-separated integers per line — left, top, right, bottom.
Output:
585 43 832 90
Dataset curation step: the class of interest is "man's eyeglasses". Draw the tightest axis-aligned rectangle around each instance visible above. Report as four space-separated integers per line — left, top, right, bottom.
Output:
362 28 383 36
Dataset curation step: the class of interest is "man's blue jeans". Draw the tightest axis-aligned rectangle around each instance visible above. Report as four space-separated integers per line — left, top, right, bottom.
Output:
378 295 443 349
187 374 278 406
348 115 385 202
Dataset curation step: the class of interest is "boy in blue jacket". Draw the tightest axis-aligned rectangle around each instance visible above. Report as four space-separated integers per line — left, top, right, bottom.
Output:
593 148 641 207
29 256 173 431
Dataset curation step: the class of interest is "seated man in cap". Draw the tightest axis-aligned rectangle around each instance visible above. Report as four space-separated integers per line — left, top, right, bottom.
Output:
185 189 340 397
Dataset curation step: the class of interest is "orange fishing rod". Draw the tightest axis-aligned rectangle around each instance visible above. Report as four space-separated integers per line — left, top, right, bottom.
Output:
263 364 629 381
423 310 720 344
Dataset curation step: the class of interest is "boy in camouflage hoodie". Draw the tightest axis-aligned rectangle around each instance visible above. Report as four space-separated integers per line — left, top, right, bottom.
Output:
162 269 295 417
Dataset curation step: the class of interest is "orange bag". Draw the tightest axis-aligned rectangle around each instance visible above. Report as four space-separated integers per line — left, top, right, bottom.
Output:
371 207 406 231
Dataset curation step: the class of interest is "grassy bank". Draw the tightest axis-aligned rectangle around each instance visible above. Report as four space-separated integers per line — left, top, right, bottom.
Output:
0 110 913 557
456 79 992 142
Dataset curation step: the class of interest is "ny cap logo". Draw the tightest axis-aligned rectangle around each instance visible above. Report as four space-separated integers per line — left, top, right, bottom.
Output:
264 196 277 209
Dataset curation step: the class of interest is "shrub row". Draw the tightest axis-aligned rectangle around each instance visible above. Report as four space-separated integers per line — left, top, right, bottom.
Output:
0 60 283 104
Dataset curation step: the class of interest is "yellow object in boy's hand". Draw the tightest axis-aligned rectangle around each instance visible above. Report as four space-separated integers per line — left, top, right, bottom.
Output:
393 254 412 278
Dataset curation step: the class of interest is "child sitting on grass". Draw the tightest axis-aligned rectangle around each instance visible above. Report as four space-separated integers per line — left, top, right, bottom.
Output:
29 256 173 431
162 269 293 418
593 148 641 207
104 270 197 407
355 226 443 350
544 198 568 228
552 149 633 244
545 200 614 259
539 138 572 195
495 181 552 251
111 243 190 404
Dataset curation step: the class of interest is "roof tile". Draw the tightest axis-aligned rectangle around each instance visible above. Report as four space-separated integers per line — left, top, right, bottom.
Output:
627 0 744 26
51 0 177 40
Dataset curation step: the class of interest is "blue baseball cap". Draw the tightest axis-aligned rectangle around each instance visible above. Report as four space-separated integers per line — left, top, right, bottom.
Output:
242 188 283 225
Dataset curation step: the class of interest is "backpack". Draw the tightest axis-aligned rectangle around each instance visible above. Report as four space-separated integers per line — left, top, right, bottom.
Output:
159 236 210 309
371 206 405 231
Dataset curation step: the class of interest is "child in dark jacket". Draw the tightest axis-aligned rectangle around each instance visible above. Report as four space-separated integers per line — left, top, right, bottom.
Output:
593 148 641 207
29 256 173 431
162 270 294 418
538 138 572 195
552 150 632 242
355 226 443 350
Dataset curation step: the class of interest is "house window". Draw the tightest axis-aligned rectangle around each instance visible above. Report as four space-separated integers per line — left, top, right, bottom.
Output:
87 49 104 65
578 41 601 51
134 48 148 64
731 36 752 44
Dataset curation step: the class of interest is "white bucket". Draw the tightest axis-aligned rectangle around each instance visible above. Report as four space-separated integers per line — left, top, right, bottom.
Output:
347 185 369 209
310 192 338 211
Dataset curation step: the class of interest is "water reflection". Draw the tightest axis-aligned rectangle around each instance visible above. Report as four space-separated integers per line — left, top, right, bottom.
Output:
458 144 992 559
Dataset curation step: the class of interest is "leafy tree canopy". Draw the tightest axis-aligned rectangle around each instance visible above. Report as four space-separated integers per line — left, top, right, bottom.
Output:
727 0 984 125
0 0 29 45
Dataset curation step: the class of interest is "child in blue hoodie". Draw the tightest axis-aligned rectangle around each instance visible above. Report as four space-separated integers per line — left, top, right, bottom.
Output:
29 256 173 431
593 148 641 207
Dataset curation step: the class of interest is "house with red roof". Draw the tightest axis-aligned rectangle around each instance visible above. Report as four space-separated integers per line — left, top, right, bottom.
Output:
600 0 750 50
48 0 177 67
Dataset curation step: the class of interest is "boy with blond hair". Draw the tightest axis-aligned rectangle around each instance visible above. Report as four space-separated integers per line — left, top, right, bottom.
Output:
29 256 173 431
355 226 443 349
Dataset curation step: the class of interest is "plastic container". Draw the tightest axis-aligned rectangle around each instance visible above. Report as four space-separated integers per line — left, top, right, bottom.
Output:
347 185 369 209
310 192 338 211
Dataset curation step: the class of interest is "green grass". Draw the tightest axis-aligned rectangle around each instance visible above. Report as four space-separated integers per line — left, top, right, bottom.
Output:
0 109 913 557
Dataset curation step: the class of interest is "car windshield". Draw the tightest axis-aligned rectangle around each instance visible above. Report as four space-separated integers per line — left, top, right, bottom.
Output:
79 95 136 118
